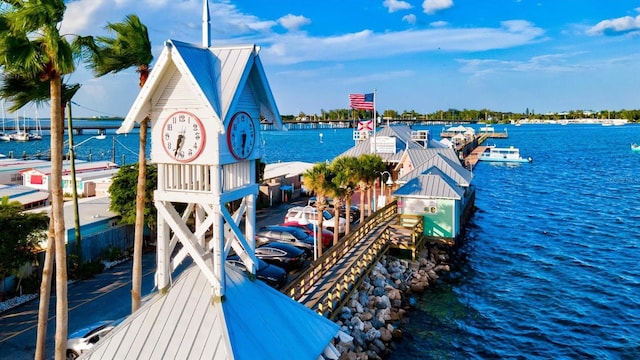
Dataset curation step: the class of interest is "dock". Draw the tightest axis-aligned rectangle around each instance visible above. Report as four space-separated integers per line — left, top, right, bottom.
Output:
464 146 489 169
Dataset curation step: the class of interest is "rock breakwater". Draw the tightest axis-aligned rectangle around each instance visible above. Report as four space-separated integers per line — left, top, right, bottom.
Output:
331 243 453 359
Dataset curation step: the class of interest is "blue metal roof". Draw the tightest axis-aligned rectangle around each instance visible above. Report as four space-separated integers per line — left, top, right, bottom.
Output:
83 264 339 359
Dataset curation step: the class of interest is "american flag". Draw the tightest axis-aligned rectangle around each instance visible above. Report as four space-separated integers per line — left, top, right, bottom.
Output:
349 93 374 110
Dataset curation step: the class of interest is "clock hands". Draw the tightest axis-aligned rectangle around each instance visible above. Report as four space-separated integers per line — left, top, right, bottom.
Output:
174 128 186 157
241 133 247 156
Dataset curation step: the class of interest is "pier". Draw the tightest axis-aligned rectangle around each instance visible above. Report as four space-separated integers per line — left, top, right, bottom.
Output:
282 201 425 319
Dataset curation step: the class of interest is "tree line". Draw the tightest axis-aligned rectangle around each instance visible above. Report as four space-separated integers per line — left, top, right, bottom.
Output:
284 108 640 123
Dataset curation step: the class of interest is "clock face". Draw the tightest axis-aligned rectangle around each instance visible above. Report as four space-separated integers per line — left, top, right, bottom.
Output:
227 111 256 160
161 111 206 162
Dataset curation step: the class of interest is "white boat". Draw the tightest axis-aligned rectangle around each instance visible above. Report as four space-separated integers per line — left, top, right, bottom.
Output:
11 112 30 141
30 108 42 140
478 146 532 163
0 101 10 141
631 144 640 152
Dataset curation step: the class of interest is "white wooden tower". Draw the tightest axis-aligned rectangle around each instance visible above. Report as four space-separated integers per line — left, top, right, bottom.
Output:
117 5 282 300
93 4 343 358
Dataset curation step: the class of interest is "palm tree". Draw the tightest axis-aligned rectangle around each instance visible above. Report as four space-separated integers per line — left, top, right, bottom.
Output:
0 1 76 358
331 156 360 235
302 162 335 258
356 154 386 220
76 14 152 313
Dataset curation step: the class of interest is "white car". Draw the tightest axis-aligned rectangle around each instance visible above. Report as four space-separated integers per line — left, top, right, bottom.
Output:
66 320 118 359
285 206 347 234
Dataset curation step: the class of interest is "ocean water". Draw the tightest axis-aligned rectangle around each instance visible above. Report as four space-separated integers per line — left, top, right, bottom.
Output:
388 124 640 359
2 122 639 359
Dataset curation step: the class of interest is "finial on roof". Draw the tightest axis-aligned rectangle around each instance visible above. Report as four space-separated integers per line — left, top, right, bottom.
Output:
203 0 211 48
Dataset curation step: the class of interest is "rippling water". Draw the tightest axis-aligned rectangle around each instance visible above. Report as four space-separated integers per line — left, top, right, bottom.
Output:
3 121 639 358
389 124 640 359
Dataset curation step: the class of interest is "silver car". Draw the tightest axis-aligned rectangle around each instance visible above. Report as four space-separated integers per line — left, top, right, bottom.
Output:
66 320 117 359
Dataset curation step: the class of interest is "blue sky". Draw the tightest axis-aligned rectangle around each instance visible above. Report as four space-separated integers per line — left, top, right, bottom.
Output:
47 0 640 117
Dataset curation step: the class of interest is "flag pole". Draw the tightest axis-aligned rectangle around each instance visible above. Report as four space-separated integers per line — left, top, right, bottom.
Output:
372 88 377 154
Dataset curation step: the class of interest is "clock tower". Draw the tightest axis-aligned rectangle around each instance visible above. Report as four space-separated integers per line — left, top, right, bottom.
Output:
118 39 282 299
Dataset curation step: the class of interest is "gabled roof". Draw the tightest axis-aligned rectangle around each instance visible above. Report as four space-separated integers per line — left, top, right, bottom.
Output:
338 125 444 161
400 147 459 171
399 152 473 186
263 161 314 181
84 264 339 360
393 170 465 200
18 161 118 176
118 39 283 134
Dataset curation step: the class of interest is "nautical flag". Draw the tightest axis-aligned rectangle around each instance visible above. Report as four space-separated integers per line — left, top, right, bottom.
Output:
349 93 374 110
357 120 373 131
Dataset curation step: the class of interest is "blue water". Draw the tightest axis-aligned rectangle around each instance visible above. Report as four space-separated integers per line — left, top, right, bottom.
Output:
388 124 640 359
2 122 639 359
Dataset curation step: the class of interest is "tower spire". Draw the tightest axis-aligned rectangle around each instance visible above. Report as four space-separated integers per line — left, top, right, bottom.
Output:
202 0 211 47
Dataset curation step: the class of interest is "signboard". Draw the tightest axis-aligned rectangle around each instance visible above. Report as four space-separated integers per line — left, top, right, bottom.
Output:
371 136 396 154
400 198 438 215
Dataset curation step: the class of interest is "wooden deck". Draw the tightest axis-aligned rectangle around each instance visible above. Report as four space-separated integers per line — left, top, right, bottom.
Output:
464 146 489 169
282 201 423 319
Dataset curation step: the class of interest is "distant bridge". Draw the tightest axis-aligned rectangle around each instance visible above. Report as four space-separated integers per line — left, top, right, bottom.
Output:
23 122 138 135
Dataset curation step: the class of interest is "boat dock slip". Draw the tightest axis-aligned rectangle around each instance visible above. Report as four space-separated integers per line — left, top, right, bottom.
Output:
441 130 507 138
464 146 489 169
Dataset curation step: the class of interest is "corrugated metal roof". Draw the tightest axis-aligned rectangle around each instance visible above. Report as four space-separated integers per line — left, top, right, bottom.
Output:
263 161 314 180
19 161 118 175
338 125 450 161
26 195 117 229
393 172 465 199
402 147 459 171
84 264 339 360
119 40 283 134
399 152 473 186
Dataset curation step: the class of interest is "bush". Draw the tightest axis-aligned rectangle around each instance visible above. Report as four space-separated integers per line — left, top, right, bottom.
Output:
104 246 125 262
68 253 106 280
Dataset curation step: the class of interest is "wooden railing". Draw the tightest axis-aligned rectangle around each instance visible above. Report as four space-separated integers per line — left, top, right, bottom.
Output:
282 201 398 318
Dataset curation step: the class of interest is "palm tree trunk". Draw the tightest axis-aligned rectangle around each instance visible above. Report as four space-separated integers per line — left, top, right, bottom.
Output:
50 75 68 360
34 214 55 360
132 117 147 313
367 186 372 216
359 187 365 224
345 194 353 234
333 205 340 245
317 210 324 258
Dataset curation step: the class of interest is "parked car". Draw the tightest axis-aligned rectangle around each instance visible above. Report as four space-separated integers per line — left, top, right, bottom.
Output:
308 197 361 224
255 225 315 255
255 242 307 271
226 255 288 289
282 221 334 247
284 206 347 234
67 319 119 360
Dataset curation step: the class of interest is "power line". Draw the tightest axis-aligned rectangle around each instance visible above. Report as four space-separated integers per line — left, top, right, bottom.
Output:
70 101 123 118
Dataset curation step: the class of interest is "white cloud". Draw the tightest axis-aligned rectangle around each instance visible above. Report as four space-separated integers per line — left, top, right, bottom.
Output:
430 20 448 28
259 21 545 65
402 14 417 25
586 15 640 35
422 0 453 15
61 0 110 35
383 0 413 13
278 14 311 32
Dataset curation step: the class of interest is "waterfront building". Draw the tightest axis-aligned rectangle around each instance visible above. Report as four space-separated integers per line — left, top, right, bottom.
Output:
19 160 117 191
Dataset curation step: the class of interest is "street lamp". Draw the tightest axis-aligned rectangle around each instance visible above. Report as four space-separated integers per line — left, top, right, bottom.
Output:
380 171 393 205
68 132 106 263
297 205 318 261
